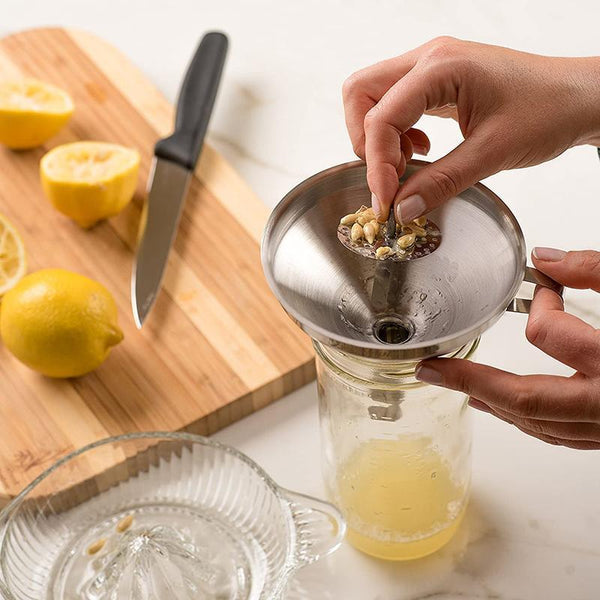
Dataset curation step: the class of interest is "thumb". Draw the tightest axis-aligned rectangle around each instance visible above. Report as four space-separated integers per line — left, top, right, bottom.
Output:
532 248 600 292
394 129 501 223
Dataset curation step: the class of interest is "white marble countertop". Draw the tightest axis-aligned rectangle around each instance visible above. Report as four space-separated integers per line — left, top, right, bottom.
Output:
3 1 600 597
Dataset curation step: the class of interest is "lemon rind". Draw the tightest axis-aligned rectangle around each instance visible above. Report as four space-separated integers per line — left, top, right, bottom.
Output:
0 215 27 296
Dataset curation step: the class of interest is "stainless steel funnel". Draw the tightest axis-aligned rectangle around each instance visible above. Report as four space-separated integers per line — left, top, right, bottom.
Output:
261 160 561 360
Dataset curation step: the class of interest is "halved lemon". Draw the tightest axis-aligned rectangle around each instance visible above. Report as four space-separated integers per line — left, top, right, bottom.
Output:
0 79 73 149
40 141 140 228
0 214 26 295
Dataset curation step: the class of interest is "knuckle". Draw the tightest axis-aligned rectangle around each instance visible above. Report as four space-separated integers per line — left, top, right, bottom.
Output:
363 107 382 131
523 419 548 437
342 72 364 100
426 36 459 58
490 410 513 427
352 140 365 158
452 367 475 397
421 36 470 77
365 163 378 184
364 106 379 121
525 316 548 348
592 383 600 422
366 162 398 189
583 384 600 423
515 424 561 446
572 250 600 275
541 435 562 447
506 383 539 418
428 168 460 200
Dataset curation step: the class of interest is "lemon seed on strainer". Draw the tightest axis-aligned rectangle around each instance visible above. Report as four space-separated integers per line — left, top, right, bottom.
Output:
364 222 377 244
376 246 392 259
351 223 364 241
407 224 426 237
398 233 416 249
116 514 134 533
87 538 106 555
340 213 358 226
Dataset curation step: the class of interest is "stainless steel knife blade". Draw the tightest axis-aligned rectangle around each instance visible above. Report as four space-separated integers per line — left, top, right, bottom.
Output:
131 157 191 328
130 31 228 327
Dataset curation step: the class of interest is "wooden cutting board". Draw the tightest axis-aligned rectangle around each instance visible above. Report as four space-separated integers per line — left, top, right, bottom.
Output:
0 28 315 500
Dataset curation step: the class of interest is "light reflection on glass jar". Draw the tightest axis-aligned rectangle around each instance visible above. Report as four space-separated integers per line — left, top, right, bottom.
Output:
315 338 478 561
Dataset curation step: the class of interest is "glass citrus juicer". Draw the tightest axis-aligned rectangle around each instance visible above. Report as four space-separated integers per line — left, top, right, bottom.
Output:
261 160 562 561
0 432 345 599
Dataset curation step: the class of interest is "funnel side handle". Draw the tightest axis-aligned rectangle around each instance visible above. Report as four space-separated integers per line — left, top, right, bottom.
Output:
507 266 564 314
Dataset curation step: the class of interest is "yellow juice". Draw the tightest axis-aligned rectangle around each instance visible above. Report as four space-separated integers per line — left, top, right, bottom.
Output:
337 437 467 560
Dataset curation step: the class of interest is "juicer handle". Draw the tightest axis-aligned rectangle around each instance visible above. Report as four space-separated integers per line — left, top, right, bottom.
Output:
507 266 564 314
284 489 346 566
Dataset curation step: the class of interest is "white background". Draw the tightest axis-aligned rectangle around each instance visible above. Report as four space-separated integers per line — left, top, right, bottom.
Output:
2 1 600 598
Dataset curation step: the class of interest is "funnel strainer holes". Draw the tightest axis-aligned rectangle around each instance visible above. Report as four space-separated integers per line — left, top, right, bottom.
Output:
373 317 414 344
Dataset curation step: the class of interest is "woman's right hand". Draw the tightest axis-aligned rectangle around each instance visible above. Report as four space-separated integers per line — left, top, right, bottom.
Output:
342 37 600 222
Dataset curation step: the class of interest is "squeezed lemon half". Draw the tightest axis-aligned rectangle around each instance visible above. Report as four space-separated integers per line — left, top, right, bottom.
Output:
0 268 124 378
0 79 73 149
0 213 26 295
40 141 140 228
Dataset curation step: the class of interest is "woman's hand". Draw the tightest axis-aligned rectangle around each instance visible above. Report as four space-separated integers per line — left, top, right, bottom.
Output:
415 248 600 450
343 37 600 221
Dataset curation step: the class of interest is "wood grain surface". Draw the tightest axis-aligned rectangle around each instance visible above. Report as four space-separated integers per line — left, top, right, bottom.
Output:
0 28 315 500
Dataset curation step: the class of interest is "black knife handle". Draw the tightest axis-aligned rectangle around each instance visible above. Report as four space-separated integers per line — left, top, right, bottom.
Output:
155 32 228 170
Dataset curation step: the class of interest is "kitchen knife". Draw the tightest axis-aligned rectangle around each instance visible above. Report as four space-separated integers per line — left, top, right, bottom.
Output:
131 31 229 328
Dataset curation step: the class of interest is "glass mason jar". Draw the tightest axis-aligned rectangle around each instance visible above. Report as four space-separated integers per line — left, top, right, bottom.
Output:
315 338 478 561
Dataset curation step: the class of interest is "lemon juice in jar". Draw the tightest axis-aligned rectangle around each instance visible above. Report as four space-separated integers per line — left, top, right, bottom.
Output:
316 340 476 560
338 436 466 560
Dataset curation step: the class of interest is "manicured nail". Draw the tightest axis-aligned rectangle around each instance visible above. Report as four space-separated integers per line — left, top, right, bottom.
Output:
533 247 566 262
415 364 443 386
371 193 382 220
397 194 426 224
413 144 429 156
468 399 492 413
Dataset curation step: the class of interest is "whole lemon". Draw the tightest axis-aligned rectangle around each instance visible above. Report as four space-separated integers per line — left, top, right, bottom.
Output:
0 269 123 378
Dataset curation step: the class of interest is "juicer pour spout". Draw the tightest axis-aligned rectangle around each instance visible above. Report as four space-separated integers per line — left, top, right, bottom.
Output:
284 489 346 567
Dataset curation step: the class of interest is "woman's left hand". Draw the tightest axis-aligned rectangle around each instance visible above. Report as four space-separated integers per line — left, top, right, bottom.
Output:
416 247 600 450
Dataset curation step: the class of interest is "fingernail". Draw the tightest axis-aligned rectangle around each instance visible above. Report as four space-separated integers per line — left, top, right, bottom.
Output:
413 144 429 156
397 194 426 224
468 399 492 413
415 364 444 386
371 193 382 220
533 247 566 262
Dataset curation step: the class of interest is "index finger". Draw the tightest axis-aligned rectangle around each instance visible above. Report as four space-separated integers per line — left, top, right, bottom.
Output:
416 358 600 423
364 65 458 217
